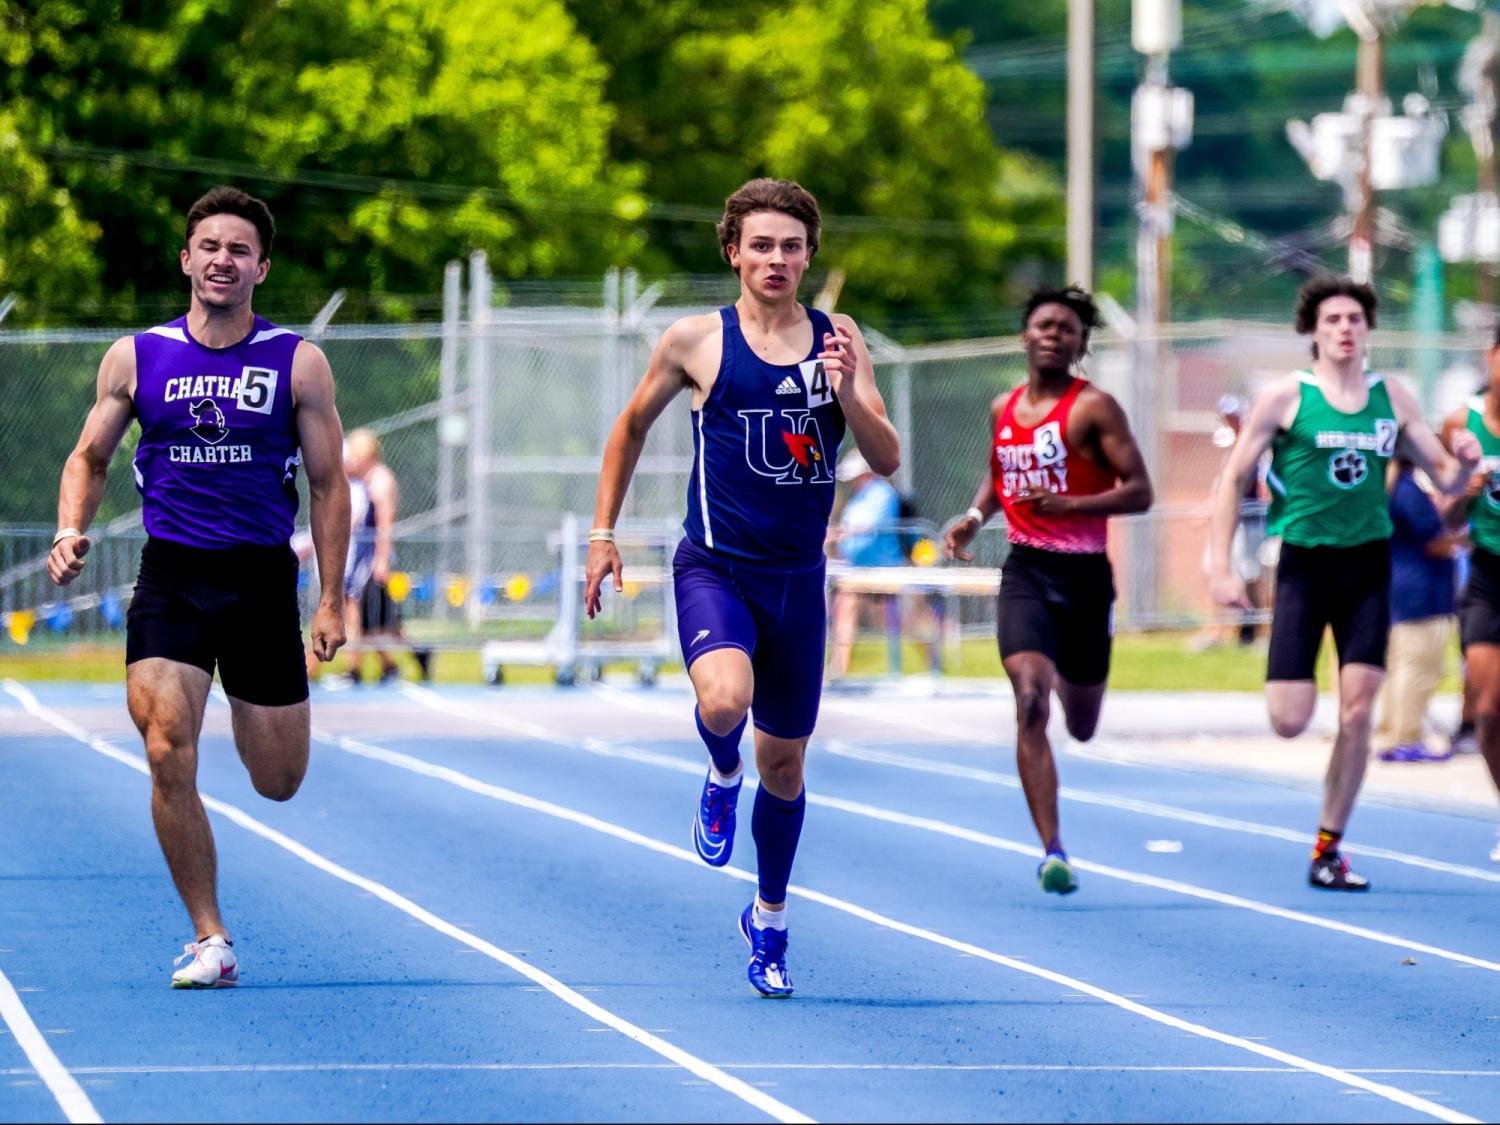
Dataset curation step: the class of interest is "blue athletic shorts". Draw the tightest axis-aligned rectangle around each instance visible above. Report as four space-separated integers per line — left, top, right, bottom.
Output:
673 537 827 740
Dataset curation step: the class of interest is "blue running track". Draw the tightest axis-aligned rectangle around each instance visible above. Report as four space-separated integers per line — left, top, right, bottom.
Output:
2 680 1498 1123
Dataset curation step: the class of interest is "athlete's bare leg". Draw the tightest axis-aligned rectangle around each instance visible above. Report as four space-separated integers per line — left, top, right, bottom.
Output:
1266 679 1319 738
688 646 754 740
830 590 859 676
751 728 811 914
126 658 224 940
1319 663 1383 834
227 697 310 801
1464 645 1500 794
1003 651 1062 847
1055 677 1108 743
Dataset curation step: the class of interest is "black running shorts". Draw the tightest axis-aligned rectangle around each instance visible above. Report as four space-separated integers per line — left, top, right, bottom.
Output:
126 537 309 706
997 543 1115 687
355 579 401 634
1460 547 1500 650
1266 539 1390 681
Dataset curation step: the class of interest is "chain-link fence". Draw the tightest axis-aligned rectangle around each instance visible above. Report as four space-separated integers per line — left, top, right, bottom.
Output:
2 265 1492 659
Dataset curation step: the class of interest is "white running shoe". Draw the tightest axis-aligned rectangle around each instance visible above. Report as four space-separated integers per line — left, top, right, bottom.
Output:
171 935 238 989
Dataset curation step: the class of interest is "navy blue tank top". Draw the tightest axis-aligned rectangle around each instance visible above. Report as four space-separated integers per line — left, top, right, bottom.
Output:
683 305 846 565
132 315 303 548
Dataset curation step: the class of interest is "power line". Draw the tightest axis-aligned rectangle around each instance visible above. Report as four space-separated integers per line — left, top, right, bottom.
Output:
34 141 1060 241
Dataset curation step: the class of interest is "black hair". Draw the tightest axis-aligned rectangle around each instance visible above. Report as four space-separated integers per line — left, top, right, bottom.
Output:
1022 285 1100 355
1295 275 1376 359
185 186 275 261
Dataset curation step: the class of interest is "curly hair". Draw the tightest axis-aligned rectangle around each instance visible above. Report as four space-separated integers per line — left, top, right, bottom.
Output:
1295 275 1376 352
716 179 821 270
1022 285 1100 355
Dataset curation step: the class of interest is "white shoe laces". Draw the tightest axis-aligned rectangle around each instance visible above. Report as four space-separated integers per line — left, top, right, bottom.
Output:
174 939 228 967
173 941 204 967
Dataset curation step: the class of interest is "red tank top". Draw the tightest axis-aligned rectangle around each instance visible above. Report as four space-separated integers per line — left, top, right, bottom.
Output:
991 377 1115 553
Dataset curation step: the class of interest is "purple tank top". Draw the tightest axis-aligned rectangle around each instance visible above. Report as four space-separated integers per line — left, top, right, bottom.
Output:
132 315 303 548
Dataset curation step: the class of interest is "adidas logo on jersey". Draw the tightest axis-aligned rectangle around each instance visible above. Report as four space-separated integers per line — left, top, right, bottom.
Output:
775 376 800 395
999 426 1012 439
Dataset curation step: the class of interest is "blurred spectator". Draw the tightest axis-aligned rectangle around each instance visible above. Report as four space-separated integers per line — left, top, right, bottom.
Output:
1374 457 1458 762
1195 394 1268 649
830 450 904 676
341 429 431 684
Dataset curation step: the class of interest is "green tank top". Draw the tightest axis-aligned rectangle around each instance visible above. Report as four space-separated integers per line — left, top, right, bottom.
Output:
1266 373 1396 548
1465 398 1500 556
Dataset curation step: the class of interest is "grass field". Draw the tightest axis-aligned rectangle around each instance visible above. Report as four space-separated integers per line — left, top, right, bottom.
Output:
0 629 1465 693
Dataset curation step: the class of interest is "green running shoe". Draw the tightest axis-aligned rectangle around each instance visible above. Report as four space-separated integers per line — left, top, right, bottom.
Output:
1038 853 1079 895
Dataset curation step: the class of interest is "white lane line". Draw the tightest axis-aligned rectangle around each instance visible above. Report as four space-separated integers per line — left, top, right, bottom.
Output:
2 1063 1498 1076
821 741 1500 887
601 685 1500 887
2 681 812 1125
400 686 1500 976
0 965 102 1124
326 717 1477 1124
810 794 1500 975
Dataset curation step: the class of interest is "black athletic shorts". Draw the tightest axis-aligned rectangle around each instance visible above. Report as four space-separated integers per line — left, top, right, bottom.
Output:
997 543 1115 687
126 537 309 706
1267 539 1390 681
1460 547 1500 650
355 579 400 634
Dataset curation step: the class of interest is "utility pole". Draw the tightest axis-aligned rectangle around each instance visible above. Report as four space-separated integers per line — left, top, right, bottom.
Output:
1468 11 1499 307
1129 0 1191 627
1349 27 1385 283
1289 3 1450 289
1067 0 1094 290
1137 57 1176 328
1132 0 1190 332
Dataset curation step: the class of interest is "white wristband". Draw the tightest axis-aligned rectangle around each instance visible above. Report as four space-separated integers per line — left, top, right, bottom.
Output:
53 527 82 547
588 528 615 543
965 507 986 527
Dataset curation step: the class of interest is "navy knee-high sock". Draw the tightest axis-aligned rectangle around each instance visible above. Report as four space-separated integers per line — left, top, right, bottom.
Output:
752 785 806 905
695 706 746 777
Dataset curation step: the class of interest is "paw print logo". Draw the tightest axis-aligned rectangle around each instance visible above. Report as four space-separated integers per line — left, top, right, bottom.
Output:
1484 471 1500 511
1328 448 1367 490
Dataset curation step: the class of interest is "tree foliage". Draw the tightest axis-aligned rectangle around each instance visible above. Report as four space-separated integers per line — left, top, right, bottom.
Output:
0 0 641 324
1 0 1056 338
573 0 1063 336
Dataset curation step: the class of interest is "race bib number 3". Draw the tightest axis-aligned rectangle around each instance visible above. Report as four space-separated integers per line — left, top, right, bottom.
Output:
237 366 279 415
1033 421 1065 467
799 359 833 408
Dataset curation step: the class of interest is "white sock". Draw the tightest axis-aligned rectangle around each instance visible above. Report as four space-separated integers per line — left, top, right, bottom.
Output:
709 761 743 788
753 902 787 931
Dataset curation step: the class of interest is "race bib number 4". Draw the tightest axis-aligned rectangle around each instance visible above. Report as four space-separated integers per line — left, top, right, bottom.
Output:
799 359 833 408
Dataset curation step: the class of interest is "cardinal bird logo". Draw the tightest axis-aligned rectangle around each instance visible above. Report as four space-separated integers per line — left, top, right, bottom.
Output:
782 432 821 467
737 408 835 485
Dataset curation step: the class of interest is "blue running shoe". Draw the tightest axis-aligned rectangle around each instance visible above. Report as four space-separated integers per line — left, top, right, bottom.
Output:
692 771 740 867
739 904 793 998
1038 852 1079 895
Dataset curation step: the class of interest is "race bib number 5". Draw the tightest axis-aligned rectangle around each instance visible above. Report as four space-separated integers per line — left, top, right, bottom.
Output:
237 366 279 415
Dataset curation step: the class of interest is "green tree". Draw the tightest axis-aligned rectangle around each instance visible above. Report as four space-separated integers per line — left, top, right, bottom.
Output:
0 6 102 312
572 0 1064 340
0 0 642 326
